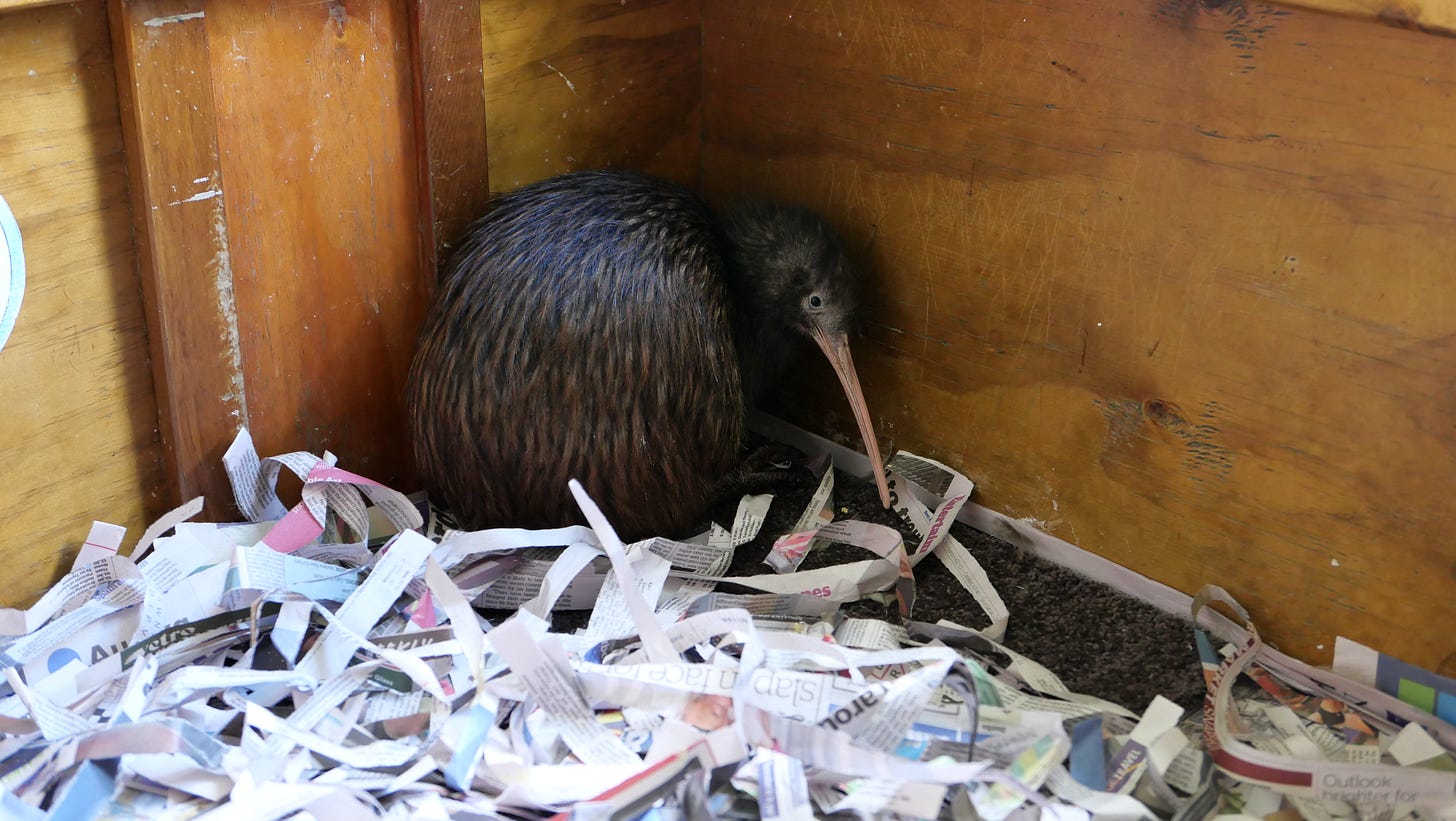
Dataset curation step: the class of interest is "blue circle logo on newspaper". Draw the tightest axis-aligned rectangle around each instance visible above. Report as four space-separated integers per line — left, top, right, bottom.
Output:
0 192 24 354
46 647 81 674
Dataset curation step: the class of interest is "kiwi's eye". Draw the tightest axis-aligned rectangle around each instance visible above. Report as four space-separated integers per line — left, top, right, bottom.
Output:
808 293 824 310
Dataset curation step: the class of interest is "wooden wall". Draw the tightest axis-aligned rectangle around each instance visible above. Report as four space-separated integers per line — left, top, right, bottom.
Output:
701 0 1456 672
0 2 166 604
0 0 494 605
3 0 1450 672
479 0 702 192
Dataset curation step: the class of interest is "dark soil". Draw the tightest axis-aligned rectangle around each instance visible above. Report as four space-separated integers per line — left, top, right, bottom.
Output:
702 449 1207 714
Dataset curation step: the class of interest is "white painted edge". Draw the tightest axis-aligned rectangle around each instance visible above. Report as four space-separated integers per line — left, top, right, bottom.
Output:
0 192 23 354
747 408 1243 643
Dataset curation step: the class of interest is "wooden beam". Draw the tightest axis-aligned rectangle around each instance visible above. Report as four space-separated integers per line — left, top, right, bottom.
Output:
201 0 427 489
111 0 434 511
407 0 492 285
109 0 245 519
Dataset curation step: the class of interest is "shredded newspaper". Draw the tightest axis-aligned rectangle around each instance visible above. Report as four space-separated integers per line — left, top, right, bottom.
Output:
0 429 1451 819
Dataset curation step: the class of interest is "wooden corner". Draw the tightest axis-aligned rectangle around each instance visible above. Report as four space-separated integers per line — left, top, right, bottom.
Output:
406 0 491 289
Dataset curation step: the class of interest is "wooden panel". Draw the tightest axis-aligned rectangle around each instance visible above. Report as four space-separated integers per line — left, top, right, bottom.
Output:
407 0 492 275
113 0 473 509
110 0 244 520
0 0 81 11
0 2 167 603
203 0 427 488
1275 0 1456 33
480 0 702 192
703 0 1456 672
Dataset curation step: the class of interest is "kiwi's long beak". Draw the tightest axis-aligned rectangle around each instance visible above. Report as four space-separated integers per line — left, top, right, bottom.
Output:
809 322 892 508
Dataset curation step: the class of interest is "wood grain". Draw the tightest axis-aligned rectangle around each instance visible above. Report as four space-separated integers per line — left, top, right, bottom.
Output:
703 0 1456 672
1276 0 1456 34
110 0 244 520
0 2 167 603
479 0 702 192
202 0 428 489
408 0 492 281
0 0 78 12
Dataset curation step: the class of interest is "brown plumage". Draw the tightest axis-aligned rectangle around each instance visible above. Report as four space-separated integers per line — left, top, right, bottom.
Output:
407 169 889 540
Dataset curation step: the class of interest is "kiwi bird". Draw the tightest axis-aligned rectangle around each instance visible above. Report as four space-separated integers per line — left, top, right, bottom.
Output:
407 169 891 540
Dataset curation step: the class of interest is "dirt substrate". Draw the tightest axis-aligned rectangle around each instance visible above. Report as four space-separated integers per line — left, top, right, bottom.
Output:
702 452 1208 714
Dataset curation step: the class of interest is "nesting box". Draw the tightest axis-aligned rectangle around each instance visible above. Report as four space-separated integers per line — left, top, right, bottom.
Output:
1 0 1452 679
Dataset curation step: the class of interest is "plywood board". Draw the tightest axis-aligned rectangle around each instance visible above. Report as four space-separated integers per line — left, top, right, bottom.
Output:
480 0 702 192
703 0 1456 672
0 2 166 604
